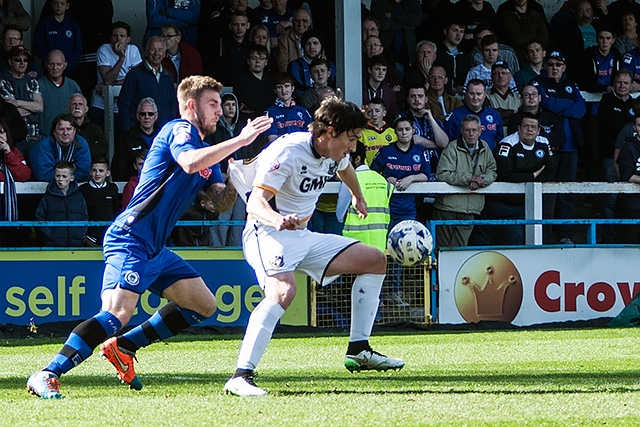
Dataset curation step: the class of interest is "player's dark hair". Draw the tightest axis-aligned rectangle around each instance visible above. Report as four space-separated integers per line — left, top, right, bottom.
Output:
311 97 368 138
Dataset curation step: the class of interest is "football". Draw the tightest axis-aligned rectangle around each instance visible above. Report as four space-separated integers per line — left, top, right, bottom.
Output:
386 220 433 266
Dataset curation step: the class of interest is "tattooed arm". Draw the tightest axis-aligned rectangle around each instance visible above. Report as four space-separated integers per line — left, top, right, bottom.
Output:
206 180 238 214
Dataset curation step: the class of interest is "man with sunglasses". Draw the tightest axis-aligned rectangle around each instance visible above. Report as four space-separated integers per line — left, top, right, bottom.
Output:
112 97 159 181
0 45 43 161
531 51 586 244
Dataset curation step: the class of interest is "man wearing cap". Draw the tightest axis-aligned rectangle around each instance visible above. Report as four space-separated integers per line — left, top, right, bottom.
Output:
486 60 521 128
0 45 43 161
531 50 586 244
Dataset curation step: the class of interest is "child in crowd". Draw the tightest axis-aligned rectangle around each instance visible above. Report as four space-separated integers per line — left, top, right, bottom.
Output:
359 97 397 165
79 158 120 246
264 72 313 143
121 148 147 209
35 160 88 247
171 188 220 247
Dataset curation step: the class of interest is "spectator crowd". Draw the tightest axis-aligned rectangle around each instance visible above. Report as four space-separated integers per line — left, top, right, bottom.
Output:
1 0 640 255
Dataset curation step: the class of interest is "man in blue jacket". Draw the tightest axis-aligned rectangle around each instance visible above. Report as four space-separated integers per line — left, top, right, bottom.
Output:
30 113 91 182
117 36 177 132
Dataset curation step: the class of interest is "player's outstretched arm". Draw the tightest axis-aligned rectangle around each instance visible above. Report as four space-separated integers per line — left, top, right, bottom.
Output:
247 187 300 230
177 116 273 174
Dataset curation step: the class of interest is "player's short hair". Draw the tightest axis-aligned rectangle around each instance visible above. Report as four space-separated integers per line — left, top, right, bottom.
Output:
112 21 132 37
310 97 368 138
177 75 223 113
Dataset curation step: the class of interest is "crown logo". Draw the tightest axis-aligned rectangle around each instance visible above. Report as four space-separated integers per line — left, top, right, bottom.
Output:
461 265 517 320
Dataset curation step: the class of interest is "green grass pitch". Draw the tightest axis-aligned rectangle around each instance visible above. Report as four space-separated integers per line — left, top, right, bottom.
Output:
2 327 640 426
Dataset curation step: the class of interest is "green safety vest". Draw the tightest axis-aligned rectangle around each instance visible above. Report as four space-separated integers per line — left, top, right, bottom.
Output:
343 169 393 251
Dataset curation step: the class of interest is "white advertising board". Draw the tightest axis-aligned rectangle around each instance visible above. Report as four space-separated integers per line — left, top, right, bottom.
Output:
437 247 640 326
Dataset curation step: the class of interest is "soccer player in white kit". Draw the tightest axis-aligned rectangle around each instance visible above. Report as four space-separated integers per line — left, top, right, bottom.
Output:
224 97 405 397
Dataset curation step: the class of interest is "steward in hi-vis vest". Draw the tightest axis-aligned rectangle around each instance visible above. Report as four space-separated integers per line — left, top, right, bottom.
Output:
342 164 393 252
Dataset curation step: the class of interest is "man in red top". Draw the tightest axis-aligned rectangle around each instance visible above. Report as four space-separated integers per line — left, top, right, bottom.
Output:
160 23 203 86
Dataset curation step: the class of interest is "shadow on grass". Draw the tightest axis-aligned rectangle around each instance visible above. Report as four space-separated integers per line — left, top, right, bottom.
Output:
5 370 640 396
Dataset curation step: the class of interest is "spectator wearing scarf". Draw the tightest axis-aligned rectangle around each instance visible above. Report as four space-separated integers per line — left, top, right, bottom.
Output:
30 113 91 182
0 117 30 220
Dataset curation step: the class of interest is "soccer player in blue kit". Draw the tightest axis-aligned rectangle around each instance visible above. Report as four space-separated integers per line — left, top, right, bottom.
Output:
26 75 273 399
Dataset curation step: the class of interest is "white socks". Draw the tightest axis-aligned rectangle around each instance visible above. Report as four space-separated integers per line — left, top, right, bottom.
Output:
237 298 286 371
349 273 384 342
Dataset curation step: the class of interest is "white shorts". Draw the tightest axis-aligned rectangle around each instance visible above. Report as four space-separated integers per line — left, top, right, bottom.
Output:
243 219 358 288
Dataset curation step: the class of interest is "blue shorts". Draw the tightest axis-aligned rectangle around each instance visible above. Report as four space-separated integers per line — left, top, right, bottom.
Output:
102 227 199 296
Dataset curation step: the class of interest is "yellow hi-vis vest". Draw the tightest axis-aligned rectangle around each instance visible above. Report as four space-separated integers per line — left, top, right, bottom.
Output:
342 168 393 251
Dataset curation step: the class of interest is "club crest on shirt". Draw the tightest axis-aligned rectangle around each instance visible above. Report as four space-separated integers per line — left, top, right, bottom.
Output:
535 149 545 158
300 165 308 174
124 270 140 286
270 255 284 268
268 161 280 172
486 115 494 123
199 167 212 179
